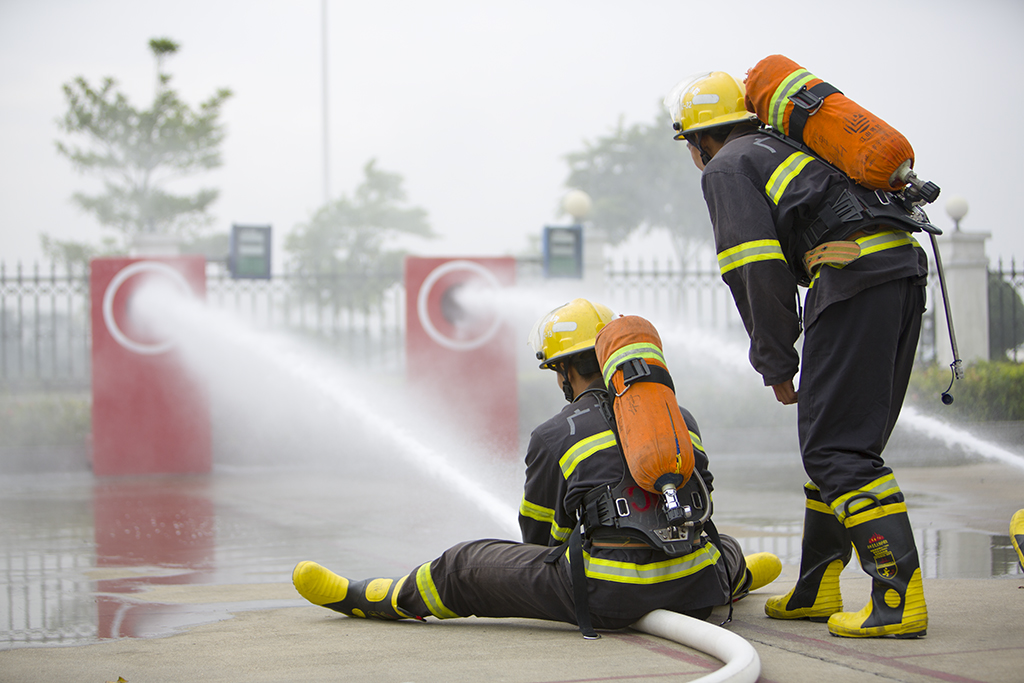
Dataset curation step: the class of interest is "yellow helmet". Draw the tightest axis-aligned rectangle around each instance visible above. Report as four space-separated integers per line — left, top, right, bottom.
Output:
664 71 757 139
528 298 615 369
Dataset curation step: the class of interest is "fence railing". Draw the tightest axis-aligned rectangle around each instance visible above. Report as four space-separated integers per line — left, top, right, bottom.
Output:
2 256 1022 391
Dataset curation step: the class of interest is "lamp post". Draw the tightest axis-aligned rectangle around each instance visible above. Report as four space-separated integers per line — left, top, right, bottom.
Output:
946 195 968 232
562 190 604 290
562 189 592 224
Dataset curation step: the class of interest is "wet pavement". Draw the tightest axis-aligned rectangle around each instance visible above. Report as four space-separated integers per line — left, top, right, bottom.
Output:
1 427 1023 681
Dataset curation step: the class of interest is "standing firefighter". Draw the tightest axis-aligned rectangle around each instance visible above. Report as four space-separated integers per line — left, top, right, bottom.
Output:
293 298 780 634
664 70 929 638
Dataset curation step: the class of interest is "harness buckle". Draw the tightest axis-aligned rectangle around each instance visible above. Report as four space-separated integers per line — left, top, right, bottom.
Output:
619 358 650 386
789 85 825 114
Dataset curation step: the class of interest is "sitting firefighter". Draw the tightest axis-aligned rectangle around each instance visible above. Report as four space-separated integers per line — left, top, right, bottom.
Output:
293 298 780 634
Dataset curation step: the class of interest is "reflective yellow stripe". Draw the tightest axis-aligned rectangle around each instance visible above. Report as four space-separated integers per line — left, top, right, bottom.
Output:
769 69 816 131
844 502 908 528
807 498 833 516
689 430 705 455
856 229 913 256
807 230 918 288
766 151 815 204
415 562 460 619
559 430 617 479
573 543 721 584
717 239 786 275
831 474 902 522
519 496 553 523
519 497 571 543
600 342 666 388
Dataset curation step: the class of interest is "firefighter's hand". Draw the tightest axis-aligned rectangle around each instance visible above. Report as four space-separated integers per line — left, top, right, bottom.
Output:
772 380 798 405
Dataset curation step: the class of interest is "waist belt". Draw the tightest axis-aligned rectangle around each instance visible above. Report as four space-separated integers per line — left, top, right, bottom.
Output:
802 240 861 278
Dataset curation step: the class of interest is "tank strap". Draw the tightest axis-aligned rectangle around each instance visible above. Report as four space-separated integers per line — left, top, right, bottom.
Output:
787 81 842 144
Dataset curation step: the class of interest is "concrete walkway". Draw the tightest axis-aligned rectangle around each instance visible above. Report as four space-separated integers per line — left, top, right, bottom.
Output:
1 575 1021 682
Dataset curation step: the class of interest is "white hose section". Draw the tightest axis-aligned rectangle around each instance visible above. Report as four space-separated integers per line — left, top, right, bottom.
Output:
631 609 760 683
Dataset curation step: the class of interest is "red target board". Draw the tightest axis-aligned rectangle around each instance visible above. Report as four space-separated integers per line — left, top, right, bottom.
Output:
90 257 211 476
405 257 518 456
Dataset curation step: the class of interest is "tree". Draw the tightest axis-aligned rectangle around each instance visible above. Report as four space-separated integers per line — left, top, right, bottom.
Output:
51 37 232 262
285 159 435 305
563 112 712 261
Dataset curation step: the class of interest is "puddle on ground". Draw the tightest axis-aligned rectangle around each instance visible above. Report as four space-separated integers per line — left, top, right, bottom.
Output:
0 473 1020 649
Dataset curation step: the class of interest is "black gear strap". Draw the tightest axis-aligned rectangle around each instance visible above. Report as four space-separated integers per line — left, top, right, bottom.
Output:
787 81 842 144
545 527 599 639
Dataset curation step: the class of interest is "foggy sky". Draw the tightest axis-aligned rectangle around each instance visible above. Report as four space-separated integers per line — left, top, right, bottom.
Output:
2 0 1022 268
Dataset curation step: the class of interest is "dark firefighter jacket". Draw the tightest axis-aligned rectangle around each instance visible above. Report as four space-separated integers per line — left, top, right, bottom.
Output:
518 380 731 620
700 127 929 387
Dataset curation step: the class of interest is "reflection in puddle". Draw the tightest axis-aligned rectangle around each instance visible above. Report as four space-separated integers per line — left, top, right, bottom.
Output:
724 527 1023 580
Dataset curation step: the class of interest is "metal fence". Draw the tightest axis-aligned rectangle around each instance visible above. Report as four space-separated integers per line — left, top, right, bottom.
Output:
2 256 1023 391
990 258 1024 362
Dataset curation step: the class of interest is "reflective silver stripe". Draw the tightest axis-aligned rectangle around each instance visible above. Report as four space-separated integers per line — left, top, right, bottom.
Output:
830 474 901 523
766 151 814 204
559 430 617 479
600 342 665 388
717 239 786 275
415 562 460 619
577 543 721 584
769 69 816 131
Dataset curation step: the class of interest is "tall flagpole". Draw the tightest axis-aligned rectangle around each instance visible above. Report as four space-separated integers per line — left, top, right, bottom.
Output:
321 0 330 204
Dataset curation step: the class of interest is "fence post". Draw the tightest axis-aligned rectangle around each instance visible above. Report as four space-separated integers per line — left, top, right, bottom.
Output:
933 229 990 366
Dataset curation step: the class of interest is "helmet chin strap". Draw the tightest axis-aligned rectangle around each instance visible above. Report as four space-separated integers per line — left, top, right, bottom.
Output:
560 365 575 402
554 362 575 402
695 131 712 166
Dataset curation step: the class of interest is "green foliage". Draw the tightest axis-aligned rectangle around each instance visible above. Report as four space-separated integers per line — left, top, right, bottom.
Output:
563 111 711 258
52 37 232 259
908 361 1024 421
285 159 434 306
0 393 91 450
989 271 1024 360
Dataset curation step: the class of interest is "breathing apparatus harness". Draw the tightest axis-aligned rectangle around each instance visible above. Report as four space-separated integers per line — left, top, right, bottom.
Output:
756 125 964 405
546 382 731 639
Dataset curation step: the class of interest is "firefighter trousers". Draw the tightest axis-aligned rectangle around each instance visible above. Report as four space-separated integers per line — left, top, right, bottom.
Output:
395 535 745 630
798 276 925 506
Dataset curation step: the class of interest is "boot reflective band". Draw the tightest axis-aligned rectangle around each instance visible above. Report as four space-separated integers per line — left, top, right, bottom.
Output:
717 239 786 275
831 474 902 523
766 151 815 205
769 69 817 131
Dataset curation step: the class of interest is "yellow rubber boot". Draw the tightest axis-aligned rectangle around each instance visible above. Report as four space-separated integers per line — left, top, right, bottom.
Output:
765 483 851 621
1011 509 1024 572
292 561 418 620
732 552 782 601
827 505 927 638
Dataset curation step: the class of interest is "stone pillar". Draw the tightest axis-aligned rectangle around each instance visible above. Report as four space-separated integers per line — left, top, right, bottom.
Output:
933 229 990 366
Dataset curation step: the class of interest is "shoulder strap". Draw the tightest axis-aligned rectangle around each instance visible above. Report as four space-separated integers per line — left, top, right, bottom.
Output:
786 81 842 144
